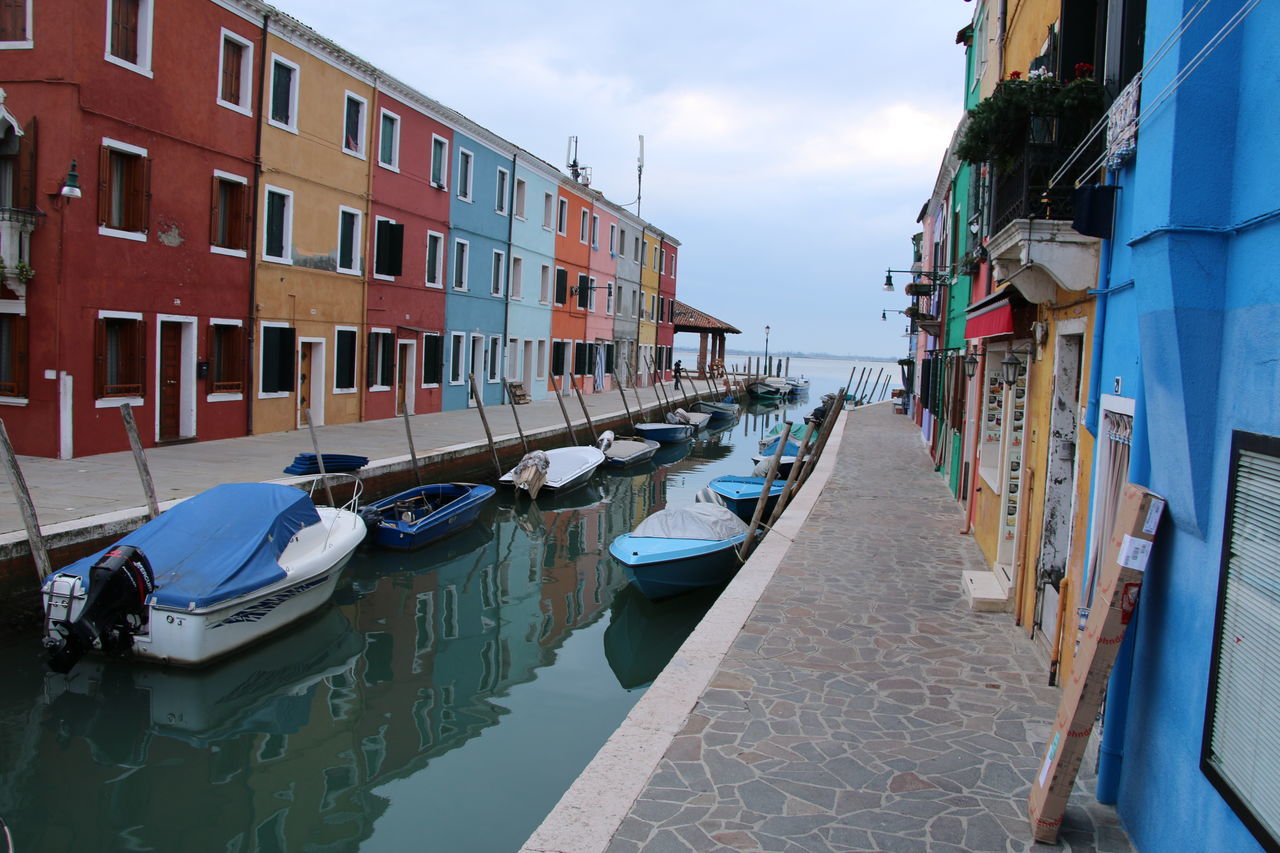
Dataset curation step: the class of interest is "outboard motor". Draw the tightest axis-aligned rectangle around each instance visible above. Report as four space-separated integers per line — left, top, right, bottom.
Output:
597 430 615 453
45 546 155 674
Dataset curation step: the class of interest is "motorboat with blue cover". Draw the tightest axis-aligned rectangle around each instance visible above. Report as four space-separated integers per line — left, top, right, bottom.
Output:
609 504 749 600
752 437 806 478
760 421 808 449
359 482 496 550
705 475 787 521
633 421 694 443
499 446 605 499
41 481 367 673
597 430 661 467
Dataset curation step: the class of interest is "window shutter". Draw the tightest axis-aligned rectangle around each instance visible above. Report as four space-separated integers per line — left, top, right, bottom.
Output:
10 314 27 397
605 343 615 375
554 269 567 305
551 342 564 377
210 175 222 245
574 342 588 376
94 318 107 397
139 155 152 232
277 327 295 394
134 317 147 396
97 147 111 227
380 333 394 386
237 182 251 251
577 274 589 309
228 326 244 390
387 223 403 276
15 118 36 210
366 333 378 387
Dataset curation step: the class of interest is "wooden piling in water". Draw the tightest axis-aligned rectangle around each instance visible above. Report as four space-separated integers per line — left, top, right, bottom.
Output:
568 373 599 444
613 372 636 431
401 408 424 487
119 403 160 519
0 420 53 581
740 420 791 562
303 408 336 507
504 383 530 455
766 422 815 530
552 376 580 444
469 374 505 478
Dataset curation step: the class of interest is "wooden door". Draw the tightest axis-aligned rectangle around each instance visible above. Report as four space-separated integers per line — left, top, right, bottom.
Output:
297 341 311 427
159 322 181 440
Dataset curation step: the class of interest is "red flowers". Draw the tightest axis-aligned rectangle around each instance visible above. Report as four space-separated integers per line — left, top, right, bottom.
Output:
1074 62 1095 79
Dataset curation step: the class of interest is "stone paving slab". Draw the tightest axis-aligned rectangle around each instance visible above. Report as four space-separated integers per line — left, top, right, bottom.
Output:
524 404 1131 853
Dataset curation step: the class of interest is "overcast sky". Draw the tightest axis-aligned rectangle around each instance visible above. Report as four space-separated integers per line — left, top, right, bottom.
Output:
269 0 969 358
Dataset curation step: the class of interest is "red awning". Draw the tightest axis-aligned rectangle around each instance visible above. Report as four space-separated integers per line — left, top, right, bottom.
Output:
964 302 1013 339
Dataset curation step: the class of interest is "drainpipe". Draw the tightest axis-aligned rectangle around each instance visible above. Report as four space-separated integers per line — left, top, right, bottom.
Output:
245 11 270 438
501 152 516 404
961 348 985 536
1083 170 1114 436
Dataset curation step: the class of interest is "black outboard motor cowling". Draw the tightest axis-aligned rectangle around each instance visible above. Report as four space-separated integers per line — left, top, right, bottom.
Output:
45 546 155 674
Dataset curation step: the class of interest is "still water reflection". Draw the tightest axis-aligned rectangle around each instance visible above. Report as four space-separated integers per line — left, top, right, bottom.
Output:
0 360 881 852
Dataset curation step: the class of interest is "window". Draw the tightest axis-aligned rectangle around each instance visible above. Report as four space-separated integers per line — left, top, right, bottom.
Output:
591 214 599 249
422 333 443 385
367 330 394 389
543 192 554 229
259 323 294 395
554 267 567 305
510 256 523 300
653 244 660 270
0 313 28 397
208 321 243 395
490 250 505 297
337 207 362 274
106 0 152 74
374 217 403 278
425 231 444 287
334 328 357 392
495 167 509 215
1204 431 1280 852
550 340 566 377
641 239 649 266
456 149 473 201
536 339 546 380
579 209 589 243
587 277 597 312
514 178 527 219
505 337 519 381
576 273 589 310
556 197 567 235
573 341 588 376
98 139 150 238
430 135 448 188
660 249 667 274
659 296 665 324
539 264 551 304
453 239 469 290
449 333 464 384
0 0 30 45
606 281 614 315
95 314 145 399
609 223 617 255
378 109 400 170
487 337 500 382
634 236 641 261
262 185 293 263
217 30 253 113
342 92 367 157
210 170 249 255
268 55 299 132
670 252 676 278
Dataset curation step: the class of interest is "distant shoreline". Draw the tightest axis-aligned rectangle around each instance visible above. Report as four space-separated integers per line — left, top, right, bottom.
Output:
673 348 900 363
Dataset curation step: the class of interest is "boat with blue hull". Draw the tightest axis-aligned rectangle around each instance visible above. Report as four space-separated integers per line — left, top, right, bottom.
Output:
633 422 694 443
359 483 496 551
694 399 740 421
499 446 606 498
609 504 749 600
746 380 784 401
705 475 786 521
598 431 662 467
41 480 367 673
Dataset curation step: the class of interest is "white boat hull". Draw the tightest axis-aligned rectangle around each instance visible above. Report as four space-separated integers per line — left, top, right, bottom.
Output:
42 506 365 667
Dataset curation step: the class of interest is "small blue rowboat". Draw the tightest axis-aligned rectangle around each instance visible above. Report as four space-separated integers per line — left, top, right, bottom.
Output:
609 504 749 600
706 475 786 521
694 399 739 421
752 437 805 478
633 422 694 443
746 381 784 401
359 483 496 551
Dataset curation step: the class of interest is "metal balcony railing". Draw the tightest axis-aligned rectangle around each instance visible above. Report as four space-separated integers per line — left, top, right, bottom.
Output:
989 118 1103 234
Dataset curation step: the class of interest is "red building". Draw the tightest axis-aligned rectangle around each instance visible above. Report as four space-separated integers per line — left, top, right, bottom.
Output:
365 84 453 419
0 0 260 457
657 235 680 382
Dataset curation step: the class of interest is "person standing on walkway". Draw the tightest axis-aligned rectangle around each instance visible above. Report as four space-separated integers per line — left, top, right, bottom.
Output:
673 360 683 390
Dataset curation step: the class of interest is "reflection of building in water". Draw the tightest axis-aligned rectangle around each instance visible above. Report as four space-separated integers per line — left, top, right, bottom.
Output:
4 486 649 853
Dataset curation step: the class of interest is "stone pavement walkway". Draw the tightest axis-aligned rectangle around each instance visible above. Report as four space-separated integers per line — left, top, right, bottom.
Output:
526 404 1131 853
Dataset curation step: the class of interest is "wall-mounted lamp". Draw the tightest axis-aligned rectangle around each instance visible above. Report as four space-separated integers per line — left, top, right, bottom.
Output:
880 268 953 293
963 352 980 379
1001 349 1028 386
60 159 81 199
881 308 907 321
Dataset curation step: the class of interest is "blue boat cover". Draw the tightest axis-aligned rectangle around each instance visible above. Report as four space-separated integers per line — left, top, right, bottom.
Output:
54 484 321 610
759 437 801 457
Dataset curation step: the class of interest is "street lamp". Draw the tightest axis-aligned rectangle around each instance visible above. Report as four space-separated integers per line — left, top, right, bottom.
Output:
964 351 980 379
763 325 771 376
1001 349 1024 385
880 268 953 293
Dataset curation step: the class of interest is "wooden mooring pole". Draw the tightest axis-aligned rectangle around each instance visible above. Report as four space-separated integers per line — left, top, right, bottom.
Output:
568 372 599 444
504 382 530 455
401 408 424 487
740 420 791 562
0 420 53 581
613 372 636 431
119 402 160 519
470 374 505 478
304 408 336 507
552 376 580 445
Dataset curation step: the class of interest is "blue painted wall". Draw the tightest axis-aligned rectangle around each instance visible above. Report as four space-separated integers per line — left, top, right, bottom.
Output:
506 163 557 402
444 132 515 410
1095 2 1279 851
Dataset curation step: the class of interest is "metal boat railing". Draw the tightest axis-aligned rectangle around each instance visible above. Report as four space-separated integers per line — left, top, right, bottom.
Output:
306 473 363 550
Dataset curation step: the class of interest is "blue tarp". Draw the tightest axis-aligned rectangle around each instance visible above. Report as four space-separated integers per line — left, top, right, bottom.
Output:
759 437 801 457
54 484 321 610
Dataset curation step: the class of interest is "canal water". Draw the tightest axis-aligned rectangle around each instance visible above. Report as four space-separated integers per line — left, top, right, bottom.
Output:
0 357 895 853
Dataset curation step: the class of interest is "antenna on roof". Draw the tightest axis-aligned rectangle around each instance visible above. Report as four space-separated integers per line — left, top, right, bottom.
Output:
636 134 644 216
567 135 589 184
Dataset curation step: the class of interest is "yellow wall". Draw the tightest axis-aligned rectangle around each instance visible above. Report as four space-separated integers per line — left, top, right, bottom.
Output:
639 229 659 350
1002 1 1060 75
253 31 374 434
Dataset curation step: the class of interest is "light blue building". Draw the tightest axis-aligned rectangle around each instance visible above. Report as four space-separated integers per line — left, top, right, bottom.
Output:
444 131 519 410
1086 2 1280 850
505 161 559 402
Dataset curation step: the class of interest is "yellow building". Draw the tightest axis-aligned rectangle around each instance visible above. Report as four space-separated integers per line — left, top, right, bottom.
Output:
252 22 375 434
638 227 660 383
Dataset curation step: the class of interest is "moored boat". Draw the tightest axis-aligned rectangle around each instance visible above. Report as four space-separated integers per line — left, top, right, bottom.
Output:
633 421 695 443
358 482 496 551
694 398 740 421
746 380 784 401
42 480 367 673
705 475 787 522
609 504 749 600
597 430 662 467
499 446 606 498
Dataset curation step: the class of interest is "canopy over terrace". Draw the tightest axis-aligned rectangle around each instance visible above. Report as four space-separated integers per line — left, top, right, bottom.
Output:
673 300 741 376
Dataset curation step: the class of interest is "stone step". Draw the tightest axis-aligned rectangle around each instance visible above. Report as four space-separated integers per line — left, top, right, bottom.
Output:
962 569 1013 612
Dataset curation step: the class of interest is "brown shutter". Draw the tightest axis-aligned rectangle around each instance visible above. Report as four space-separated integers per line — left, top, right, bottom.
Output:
237 181 251 251
15 118 36 210
12 314 27 397
138 155 152 232
94 318 107 397
97 146 111 227
210 174 222 245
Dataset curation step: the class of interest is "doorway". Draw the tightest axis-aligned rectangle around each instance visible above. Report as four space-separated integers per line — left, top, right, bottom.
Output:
297 338 326 427
156 317 195 443
396 339 415 416
468 333 484 407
